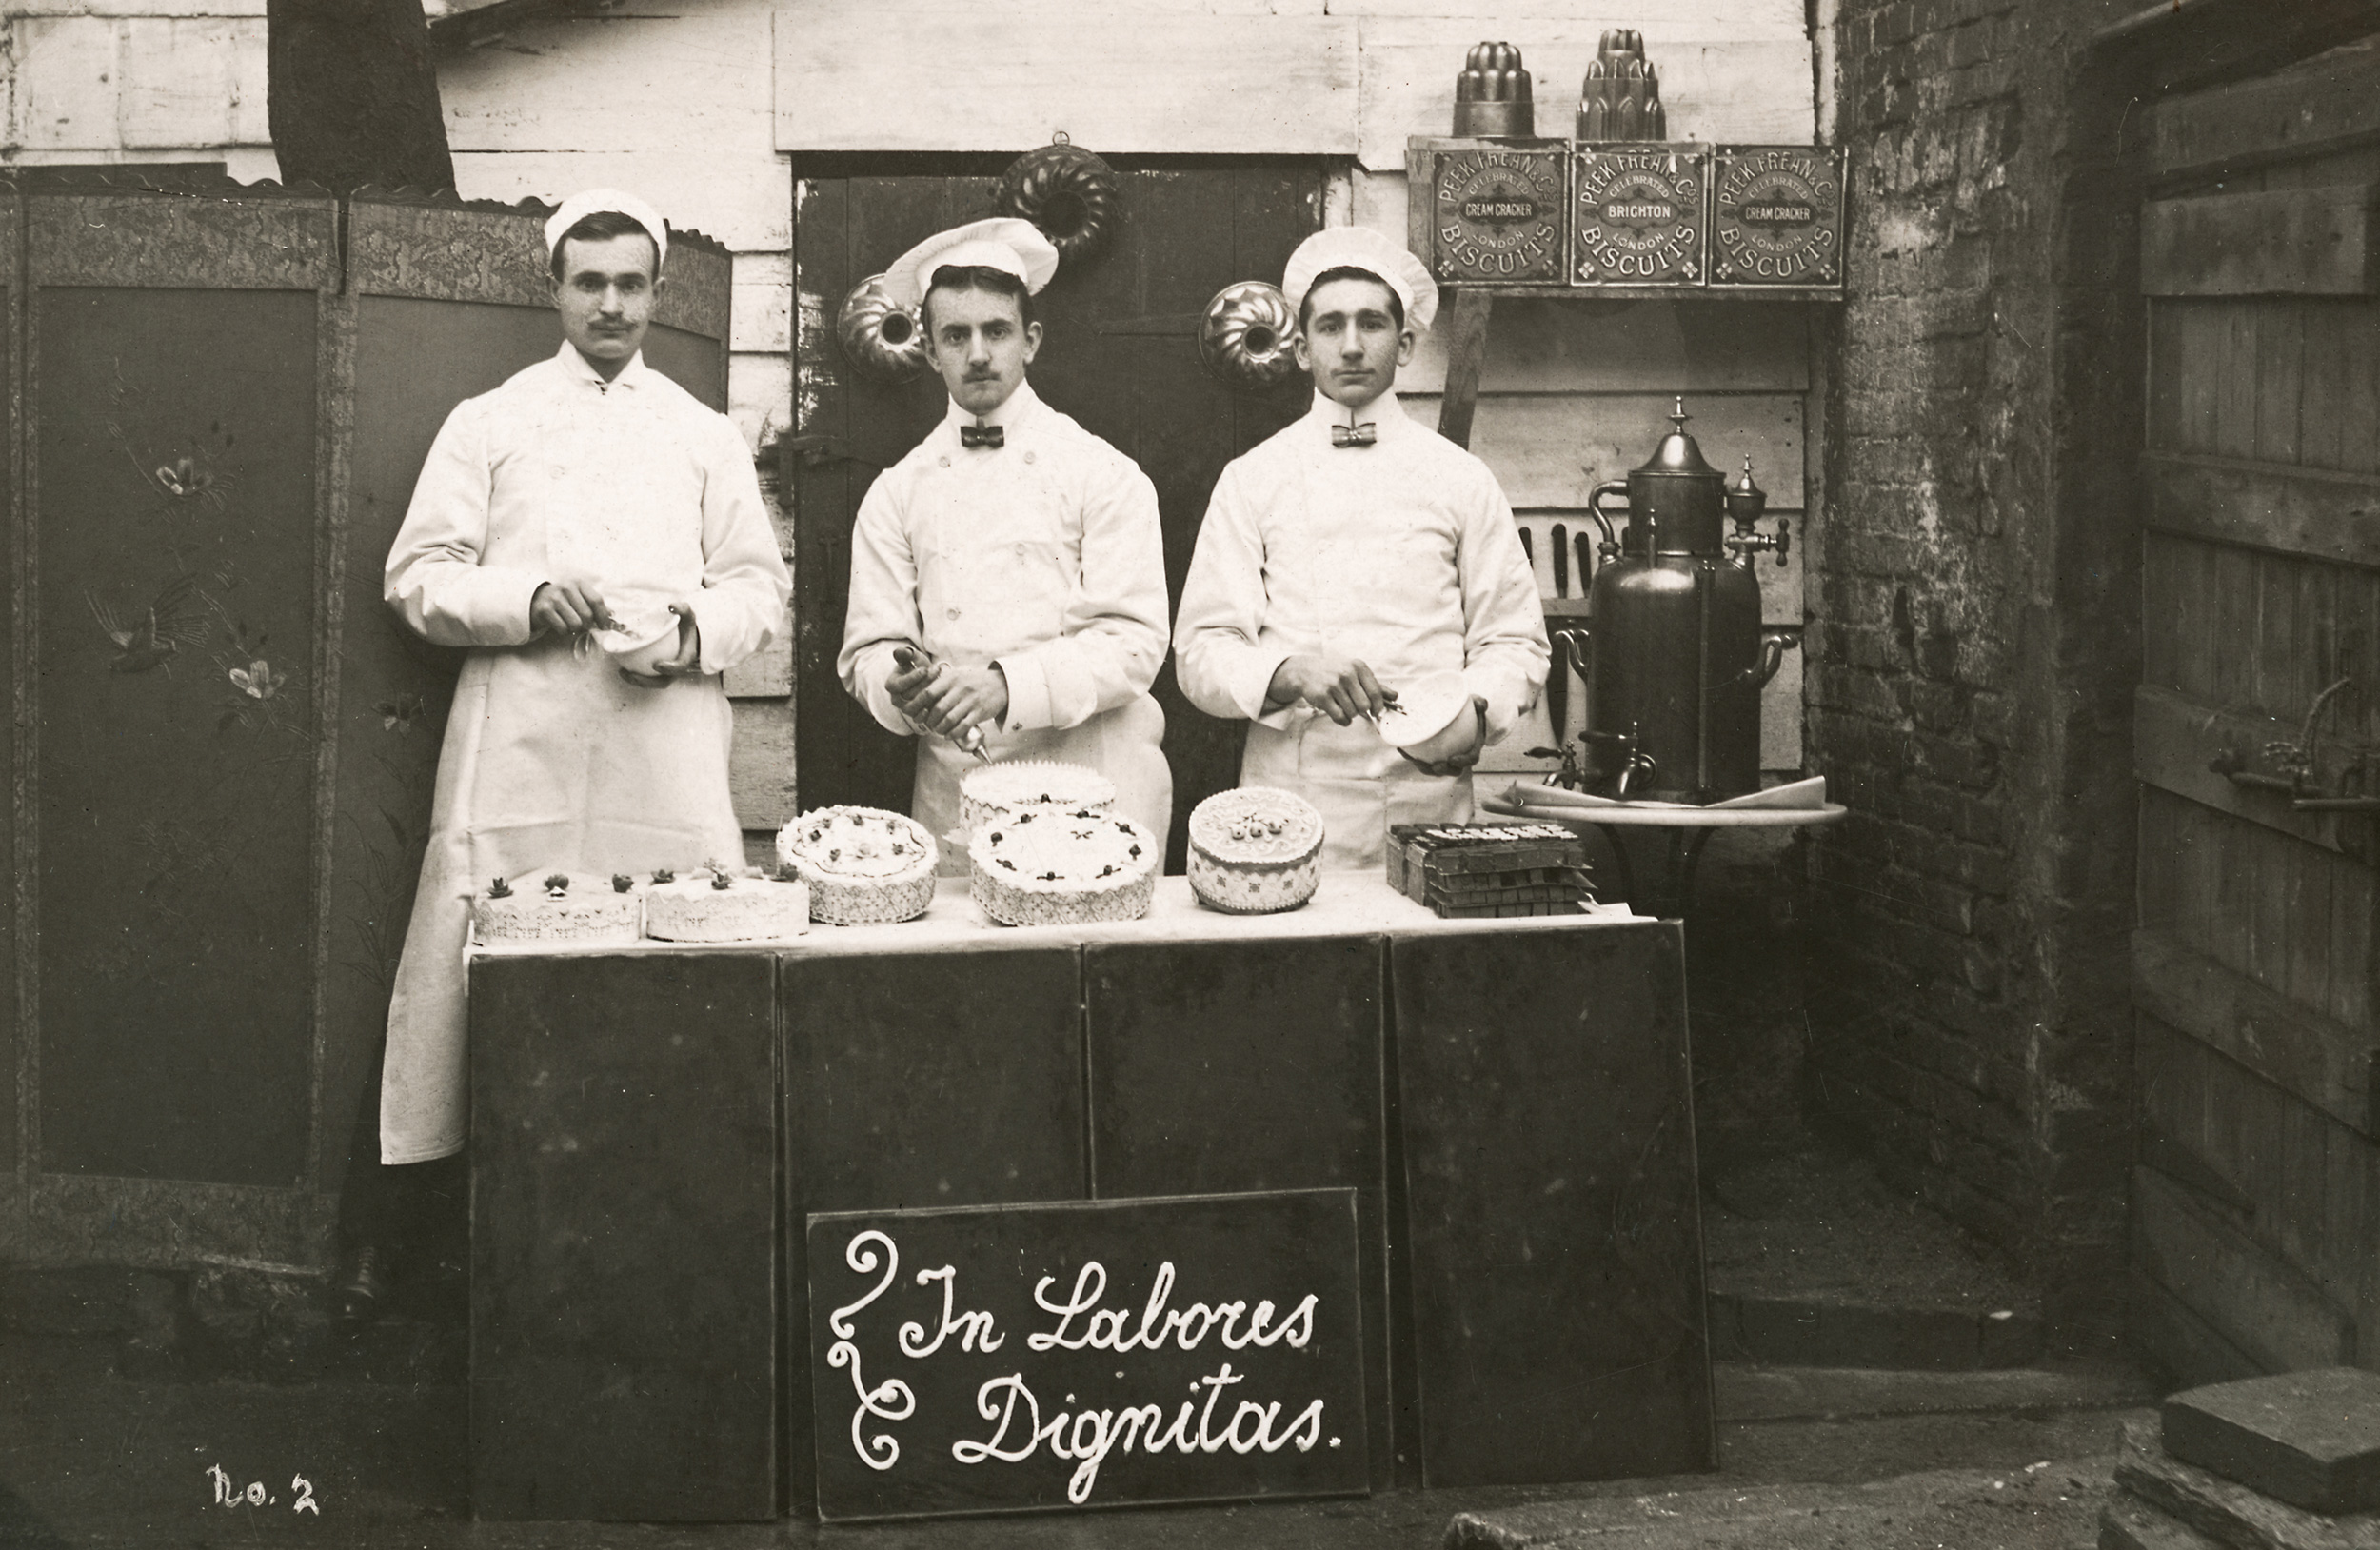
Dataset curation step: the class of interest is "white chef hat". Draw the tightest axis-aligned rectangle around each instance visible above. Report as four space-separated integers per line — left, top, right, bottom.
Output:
544 188 669 269
884 217 1061 308
1282 226 1438 333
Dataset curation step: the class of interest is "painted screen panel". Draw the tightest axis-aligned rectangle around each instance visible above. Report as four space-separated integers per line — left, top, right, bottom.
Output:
35 287 318 1184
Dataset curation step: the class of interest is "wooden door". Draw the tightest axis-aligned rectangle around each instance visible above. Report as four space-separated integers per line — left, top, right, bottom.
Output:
792 165 1320 870
2132 44 2380 1383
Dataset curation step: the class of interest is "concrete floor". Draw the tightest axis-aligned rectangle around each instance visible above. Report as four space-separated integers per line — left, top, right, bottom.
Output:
0 1330 2154 1549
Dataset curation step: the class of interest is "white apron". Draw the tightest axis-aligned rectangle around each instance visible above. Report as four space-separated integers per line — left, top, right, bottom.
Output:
380 643 745 1162
1240 714 1471 874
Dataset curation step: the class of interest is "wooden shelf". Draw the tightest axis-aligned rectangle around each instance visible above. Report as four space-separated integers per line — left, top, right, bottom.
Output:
1440 285 1842 303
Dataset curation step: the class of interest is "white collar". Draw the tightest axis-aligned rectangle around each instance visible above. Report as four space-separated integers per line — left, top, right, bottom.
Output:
1304 386 1405 439
941 378 1043 436
556 340 651 389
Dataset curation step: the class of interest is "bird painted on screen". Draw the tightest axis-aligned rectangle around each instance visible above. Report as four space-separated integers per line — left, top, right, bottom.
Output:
86 572 212 674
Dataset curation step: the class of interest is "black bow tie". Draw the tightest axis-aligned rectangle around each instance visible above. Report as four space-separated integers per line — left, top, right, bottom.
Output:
1330 423 1378 448
961 423 1004 449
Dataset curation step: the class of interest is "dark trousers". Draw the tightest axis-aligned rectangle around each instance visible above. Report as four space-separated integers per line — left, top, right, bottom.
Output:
336 1039 466 1282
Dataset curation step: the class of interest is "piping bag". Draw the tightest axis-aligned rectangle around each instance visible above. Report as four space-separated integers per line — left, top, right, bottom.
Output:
892 645 991 764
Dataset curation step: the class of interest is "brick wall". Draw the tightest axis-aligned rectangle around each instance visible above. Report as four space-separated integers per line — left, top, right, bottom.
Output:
1808 0 2141 1321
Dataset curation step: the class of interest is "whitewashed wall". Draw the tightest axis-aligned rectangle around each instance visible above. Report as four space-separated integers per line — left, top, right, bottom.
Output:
3 3 277 182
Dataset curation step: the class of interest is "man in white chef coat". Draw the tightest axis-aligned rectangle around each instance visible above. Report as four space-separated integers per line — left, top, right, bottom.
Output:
838 218 1173 870
341 189 790 1313
1174 227 1548 872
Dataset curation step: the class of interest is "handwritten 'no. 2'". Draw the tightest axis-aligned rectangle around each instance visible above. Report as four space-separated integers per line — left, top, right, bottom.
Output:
826 1229 1336 1503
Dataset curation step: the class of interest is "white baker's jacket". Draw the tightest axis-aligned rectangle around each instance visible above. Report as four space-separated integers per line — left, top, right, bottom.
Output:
379 344 790 1164
1173 388 1549 872
838 382 1173 871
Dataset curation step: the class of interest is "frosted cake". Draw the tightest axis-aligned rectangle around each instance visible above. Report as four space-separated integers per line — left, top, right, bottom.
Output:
1186 786 1325 914
959 760 1116 842
777 807 940 925
643 863 811 942
472 871 642 944
969 808 1159 926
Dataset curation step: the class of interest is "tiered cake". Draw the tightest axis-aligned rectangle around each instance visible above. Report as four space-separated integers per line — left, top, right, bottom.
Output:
969 808 1159 926
959 760 1115 842
643 864 811 942
473 872 642 944
778 807 940 925
1386 823 1594 918
1186 786 1326 914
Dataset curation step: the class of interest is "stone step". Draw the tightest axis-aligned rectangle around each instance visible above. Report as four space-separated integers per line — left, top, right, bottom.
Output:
2116 1417 2380 1550
1445 1459 2112 1548
1715 1361 2155 1422
1708 1289 2045 1370
2161 1368 2380 1517
2100 1491 2231 1550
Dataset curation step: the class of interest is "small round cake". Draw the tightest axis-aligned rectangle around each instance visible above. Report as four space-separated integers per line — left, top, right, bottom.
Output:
643 868 812 942
472 872 642 944
778 807 940 925
959 760 1116 844
1186 786 1326 914
969 808 1159 927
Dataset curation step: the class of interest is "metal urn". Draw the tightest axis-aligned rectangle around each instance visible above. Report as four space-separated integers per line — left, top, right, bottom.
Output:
1564 398 1796 803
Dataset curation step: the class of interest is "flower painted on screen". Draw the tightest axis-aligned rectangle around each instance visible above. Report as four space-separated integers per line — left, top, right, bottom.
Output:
375 691 427 732
228 659 282 700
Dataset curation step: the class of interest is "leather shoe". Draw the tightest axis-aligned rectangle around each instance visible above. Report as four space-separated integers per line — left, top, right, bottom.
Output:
334 1245 390 1324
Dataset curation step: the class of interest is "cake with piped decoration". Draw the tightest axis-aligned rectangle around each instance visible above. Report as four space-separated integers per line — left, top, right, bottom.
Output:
472 871 642 944
959 760 1116 844
643 860 812 942
1186 786 1326 914
968 807 1158 926
777 807 940 925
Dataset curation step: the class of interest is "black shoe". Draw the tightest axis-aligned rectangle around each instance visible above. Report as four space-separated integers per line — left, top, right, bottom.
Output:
334 1245 391 1324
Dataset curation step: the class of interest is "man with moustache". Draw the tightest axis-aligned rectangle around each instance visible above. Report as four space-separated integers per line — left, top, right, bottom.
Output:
339 189 789 1315
839 218 1173 865
1174 227 1547 872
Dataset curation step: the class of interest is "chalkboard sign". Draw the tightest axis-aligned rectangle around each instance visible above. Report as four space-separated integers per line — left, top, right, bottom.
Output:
806 1189 1370 1521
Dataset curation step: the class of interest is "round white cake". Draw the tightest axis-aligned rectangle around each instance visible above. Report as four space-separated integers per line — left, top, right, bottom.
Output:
959 760 1116 843
778 807 940 925
643 871 812 942
472 872 642 944
969 807 1159 927
1186 786 1326 914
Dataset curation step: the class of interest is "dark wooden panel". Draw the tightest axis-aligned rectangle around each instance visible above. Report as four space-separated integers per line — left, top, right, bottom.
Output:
33 287 318 1184
643 322 728 414
2152 46 2380 182
805 1191 1369 1520
2133 927 2377 1137
1392 923 1712 1488
2143 187 2380 296
782 942 1085 1513
326 295 558 1194
0 192 15 1173
1084 937 1391 1487
468 952 779 1521
2145 451 2380 568
2132 1163 2354 1376
2133 683 2363 857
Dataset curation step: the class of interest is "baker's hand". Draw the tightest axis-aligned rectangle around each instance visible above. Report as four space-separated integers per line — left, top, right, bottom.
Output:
531 579 611 637
909 662 1009 740
1399 696 1491 777
1266 654 1397 725
620 606 701 688
886 649 941 727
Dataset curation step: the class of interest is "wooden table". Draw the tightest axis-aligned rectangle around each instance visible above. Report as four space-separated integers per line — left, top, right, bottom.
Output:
466 876 1710 1522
